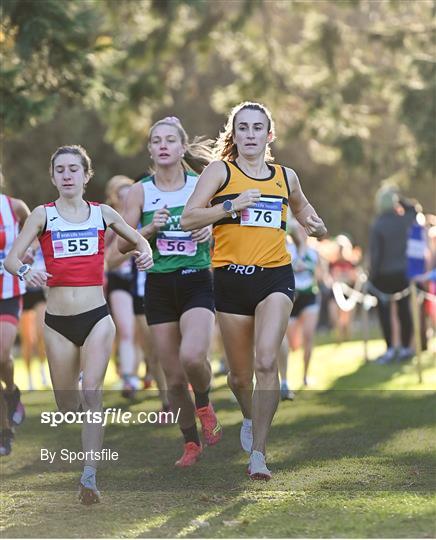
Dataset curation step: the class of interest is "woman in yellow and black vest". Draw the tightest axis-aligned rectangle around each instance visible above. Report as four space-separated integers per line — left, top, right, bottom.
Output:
182 102 327 480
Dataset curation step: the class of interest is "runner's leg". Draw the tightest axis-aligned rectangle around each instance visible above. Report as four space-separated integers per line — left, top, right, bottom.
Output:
80 315 115 468
151 323 195 430
44 324 81 412
180 307 221 445
216 312 254 419
300 307 319 384
109 290 136 391
252 292 293 454
179 307 214 393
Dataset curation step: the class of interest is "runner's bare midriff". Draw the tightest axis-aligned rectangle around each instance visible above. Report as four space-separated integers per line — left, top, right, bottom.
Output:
46 286 106 315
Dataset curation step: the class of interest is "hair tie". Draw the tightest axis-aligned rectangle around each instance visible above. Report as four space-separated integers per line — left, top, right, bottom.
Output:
163 116 181 125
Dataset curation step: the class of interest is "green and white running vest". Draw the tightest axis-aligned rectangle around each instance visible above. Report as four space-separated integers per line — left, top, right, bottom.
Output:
288 241 319 294
140 173 211 273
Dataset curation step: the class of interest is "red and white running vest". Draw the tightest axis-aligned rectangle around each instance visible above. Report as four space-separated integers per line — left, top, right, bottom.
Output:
39 202 106 287
0 194 26 299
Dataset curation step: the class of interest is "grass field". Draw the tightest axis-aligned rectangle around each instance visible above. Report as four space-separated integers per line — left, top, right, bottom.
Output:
1 338 435 538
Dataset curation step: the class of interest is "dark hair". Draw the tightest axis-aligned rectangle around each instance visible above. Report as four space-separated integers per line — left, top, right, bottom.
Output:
149 117 214 174
215 102 276 162
50 145 94 179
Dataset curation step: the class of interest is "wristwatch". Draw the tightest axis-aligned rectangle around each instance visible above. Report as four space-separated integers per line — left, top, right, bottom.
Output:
17 264 31 281
223 200 237 219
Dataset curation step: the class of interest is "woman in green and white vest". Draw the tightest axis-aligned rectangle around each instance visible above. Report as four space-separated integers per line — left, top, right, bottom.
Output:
119 117 222 468
285 220 322 389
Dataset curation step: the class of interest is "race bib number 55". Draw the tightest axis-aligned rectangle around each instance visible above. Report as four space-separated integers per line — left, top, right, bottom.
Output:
240 197 282 229
52 228 98 258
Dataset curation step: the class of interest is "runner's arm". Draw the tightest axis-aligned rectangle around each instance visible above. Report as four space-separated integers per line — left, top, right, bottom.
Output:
102 204 152 257
181 161 230 230
11 198 31 228
119 182 163 247
284 167 327 239
4 206 47 275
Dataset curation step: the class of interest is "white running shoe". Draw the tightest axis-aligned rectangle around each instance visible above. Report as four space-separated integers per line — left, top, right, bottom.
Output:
280 382 295 401
128 375 141 391
248 450 271 481
375 348 397 365
397 347 414 362
240 419 253 453
286 389 296 400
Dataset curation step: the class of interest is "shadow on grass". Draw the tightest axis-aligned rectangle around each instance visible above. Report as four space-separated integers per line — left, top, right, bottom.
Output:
271 389 436 491
327 350 435 389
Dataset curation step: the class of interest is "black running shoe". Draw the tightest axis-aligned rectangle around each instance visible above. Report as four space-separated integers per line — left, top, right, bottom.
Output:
5 386 25 426
0 429 14 456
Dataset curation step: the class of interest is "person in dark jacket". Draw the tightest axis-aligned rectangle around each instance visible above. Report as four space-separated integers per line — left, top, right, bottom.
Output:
369 188 415 363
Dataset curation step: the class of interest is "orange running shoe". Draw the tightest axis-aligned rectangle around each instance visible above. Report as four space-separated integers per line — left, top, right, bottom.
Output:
175 442 202 467
196 403 222 446
143 375 153 390
78 483 101 505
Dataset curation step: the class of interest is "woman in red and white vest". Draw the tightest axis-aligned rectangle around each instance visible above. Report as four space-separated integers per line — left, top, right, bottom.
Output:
0 185 31 456
5 145 153 504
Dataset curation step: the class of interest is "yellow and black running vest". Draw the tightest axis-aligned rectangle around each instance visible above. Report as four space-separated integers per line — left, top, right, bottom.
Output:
211 161 291 268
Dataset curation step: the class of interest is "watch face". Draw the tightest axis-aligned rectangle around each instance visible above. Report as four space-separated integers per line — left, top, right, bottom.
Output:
223 200 232 212
18 264 30 276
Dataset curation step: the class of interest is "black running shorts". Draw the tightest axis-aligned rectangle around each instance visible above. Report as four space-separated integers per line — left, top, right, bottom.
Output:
107 273 133 296
0 296 23 325
133 295 144 316
214 263 295 316
290 292 319 318
23 288 46 311
144 268 214 325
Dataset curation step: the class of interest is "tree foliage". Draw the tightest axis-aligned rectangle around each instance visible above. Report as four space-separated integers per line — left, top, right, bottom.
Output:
0 0 106 133
1 0 434 246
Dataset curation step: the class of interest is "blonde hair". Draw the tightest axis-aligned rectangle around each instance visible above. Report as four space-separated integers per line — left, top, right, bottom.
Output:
105 175 134 207
148 117 214 174
214 102 276 162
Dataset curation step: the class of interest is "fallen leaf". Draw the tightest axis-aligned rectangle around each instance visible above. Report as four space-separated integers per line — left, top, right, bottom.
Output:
191 519 210 527
223 520 242 527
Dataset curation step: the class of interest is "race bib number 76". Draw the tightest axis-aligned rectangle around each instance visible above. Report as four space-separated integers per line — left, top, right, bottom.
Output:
52 228 98 258
240 197 282 229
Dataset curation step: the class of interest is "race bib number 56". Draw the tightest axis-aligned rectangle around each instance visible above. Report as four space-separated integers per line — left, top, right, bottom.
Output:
52 228 98 258
240 197 282 229
156 231 197 256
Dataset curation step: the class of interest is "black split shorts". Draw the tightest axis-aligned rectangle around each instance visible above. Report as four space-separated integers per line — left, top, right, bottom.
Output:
133 295 144 316
214 263 295 316
23 288 46 311
144 268 214 325
290 291 319 318
107 273 133 296
0 296 23 325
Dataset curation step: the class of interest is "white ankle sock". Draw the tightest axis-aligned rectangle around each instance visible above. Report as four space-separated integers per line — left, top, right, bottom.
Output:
81 465 97 490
